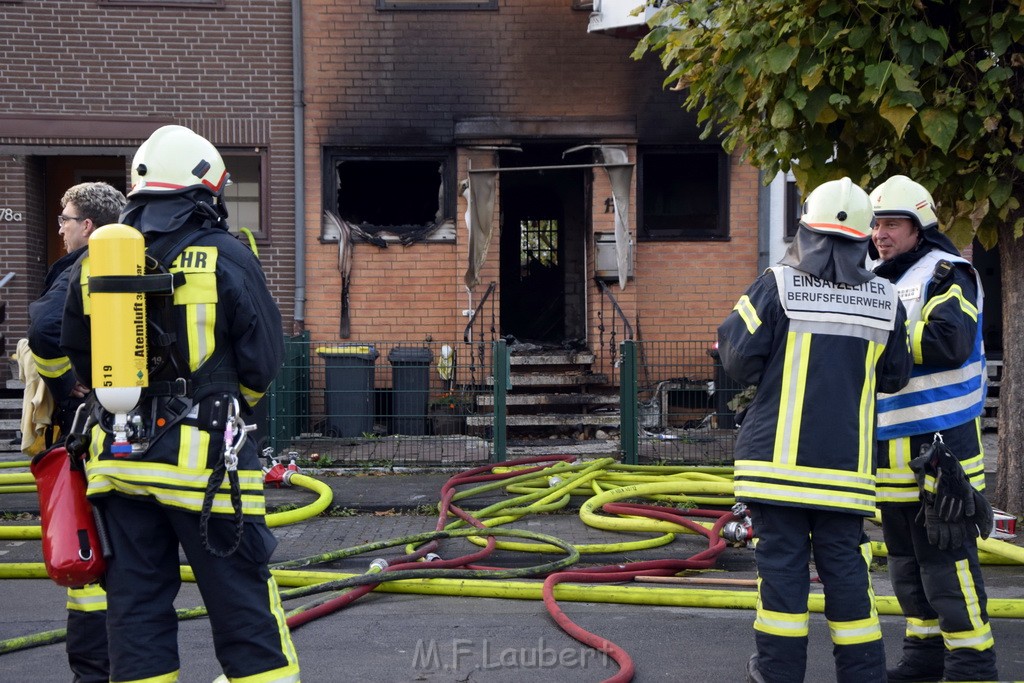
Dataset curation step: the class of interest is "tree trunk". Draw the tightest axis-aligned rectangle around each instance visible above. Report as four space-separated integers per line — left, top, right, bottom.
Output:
994 217 1024 515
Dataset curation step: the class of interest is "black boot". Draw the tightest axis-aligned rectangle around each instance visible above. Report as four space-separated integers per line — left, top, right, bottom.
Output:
886 658 943 682
747 654 766 683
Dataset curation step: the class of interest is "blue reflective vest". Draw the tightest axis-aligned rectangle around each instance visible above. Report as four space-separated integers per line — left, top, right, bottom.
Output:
875 251 985 440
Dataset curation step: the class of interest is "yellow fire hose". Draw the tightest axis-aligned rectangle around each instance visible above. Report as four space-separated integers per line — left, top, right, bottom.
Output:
0 469 333 540
2 456 1024 668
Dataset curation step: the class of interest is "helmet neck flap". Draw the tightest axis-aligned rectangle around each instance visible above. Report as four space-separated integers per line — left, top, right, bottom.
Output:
780 226 874 286
119 188 229 235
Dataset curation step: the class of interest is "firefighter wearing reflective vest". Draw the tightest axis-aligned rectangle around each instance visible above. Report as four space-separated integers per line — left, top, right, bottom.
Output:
29 181 126 683
60 125 299 683
870 175 998 682
718 178 912 683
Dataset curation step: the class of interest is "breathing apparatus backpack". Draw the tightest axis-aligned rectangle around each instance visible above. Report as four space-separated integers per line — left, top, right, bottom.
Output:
85 221 251 556
87 223 227 450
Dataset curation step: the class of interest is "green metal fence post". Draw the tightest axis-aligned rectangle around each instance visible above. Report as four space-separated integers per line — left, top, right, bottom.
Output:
619 339 638 465
491 339 508 462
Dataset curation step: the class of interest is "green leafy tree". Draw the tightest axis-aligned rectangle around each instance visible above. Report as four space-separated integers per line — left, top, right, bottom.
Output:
634 0 1024 512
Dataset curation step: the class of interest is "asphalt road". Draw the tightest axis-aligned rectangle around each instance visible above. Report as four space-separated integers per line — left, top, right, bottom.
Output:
1 446 1023 682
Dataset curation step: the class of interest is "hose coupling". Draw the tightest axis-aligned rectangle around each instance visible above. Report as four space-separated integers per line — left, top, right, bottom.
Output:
722 519 754 543
425 553 442 562
548 475 563 487
369 558 389 572
723 502 753 542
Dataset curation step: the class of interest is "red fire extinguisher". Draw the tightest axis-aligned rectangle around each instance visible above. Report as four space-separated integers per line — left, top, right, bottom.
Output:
30 445 107 587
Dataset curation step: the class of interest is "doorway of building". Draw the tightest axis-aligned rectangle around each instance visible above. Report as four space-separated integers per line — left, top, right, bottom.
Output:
498 147 587 345
44 156 127 268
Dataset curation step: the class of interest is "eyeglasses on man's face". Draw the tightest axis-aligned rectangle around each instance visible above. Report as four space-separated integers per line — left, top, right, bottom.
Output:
57 214 85 227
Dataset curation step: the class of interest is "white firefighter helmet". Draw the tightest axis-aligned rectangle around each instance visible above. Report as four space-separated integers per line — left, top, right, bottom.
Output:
869 175 939 231
799 177 874 241
129 125 228 198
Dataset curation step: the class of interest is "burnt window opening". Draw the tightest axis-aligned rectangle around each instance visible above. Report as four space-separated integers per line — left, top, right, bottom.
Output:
638 148 729 241
328 152 455 243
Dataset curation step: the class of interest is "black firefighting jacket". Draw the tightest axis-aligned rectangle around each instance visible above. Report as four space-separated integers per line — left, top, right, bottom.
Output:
60 227 283 518
718 266 912 516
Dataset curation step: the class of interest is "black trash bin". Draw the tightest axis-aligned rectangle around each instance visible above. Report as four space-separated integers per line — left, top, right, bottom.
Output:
317 345 378 437
388 346 432 436
708 346 742 429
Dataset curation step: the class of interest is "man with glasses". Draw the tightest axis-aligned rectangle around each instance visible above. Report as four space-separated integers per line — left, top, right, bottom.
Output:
28 181 126 683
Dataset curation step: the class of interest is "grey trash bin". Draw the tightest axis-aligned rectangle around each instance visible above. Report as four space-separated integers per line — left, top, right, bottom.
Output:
318 344 378 437
388 346 432 435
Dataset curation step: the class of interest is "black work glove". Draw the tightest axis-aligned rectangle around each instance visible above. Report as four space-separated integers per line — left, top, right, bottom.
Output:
916 501 966 550
969 489 995 541
932 442 974 523
909 449 933 502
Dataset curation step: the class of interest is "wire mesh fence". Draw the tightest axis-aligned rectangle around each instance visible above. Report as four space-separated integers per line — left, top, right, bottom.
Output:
261 334 495 467
258 335 743 467
632 340 746 466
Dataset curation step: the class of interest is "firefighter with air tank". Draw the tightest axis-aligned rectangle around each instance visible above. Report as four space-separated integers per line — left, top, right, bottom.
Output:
60 125 299 683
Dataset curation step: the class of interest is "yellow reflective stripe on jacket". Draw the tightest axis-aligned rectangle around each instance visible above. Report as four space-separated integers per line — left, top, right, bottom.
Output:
961 448 987 491
923 284 977 322
86 475 267 517
32 350 72 379
858 342 882 474
66 584 107 612
85 458 266 516
754 606 809 638
171 248 218 371
906 617 941 639
79 258 92 316
240 384 266 408
735 460 877 513
178 424 210 471
734 295 762 334
828 615 882 645
877 437 919 503
774 331 809 466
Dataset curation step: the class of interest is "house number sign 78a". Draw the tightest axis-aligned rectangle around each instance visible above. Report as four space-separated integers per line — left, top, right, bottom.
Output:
0 208 24 222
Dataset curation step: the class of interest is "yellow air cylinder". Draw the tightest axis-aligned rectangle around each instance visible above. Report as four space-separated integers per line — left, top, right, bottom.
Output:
88 224 148 448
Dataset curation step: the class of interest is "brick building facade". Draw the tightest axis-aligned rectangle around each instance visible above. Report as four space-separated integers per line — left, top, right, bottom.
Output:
0 0 299 381
0 0 764 385
300 0 761 360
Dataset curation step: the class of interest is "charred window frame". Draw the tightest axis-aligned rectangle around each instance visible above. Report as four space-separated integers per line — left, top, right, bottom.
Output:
221 149 266 239
638 147 729 241
324 149 456 243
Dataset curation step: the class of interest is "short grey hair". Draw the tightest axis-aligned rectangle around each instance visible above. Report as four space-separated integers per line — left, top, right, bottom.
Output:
61 182 127 227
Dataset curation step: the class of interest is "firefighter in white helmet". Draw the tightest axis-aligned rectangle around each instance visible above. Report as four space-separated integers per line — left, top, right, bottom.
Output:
871 175 997 682
60 125 299 682
718 177 912 683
